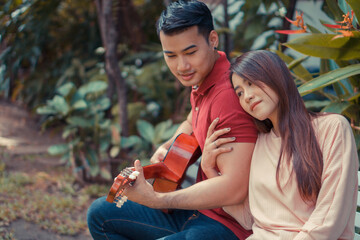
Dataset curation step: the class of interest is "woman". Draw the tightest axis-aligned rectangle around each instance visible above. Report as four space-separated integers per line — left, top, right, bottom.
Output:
201 50 358 239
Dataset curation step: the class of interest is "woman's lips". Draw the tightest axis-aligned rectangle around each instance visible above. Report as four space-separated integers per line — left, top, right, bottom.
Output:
250 101 261 111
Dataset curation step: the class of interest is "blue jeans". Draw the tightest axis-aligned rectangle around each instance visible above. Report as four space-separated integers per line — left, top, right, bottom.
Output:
87 196 238 240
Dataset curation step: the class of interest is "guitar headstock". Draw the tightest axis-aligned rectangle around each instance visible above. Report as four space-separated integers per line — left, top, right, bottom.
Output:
106 167 139 204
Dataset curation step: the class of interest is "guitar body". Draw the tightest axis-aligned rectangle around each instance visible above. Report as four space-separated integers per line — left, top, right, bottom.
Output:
106 133 201 205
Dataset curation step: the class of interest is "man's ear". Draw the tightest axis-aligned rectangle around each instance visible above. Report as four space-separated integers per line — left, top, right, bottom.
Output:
208 30 219 49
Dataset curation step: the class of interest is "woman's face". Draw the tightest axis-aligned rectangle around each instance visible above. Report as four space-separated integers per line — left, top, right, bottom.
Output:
232 73 279 124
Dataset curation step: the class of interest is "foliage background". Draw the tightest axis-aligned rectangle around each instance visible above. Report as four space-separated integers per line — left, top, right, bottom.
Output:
0 0 359 182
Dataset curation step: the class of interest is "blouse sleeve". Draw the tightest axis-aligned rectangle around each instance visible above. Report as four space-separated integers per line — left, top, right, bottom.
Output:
294 115 358 240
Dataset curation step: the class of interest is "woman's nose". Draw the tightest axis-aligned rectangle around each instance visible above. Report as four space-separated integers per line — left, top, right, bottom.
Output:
244 91 254 103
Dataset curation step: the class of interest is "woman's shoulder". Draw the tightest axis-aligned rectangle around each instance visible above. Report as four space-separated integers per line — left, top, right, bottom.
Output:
313 113 350 132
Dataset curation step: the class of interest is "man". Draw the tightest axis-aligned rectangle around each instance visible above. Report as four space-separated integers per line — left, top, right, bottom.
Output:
87 1 257 239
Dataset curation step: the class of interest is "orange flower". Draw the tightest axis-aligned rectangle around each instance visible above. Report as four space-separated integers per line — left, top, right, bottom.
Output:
276 11 307 35
285 11 305 28
325 11 354 30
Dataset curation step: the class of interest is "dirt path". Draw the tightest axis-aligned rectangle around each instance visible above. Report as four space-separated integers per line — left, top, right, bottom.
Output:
0 99 92 240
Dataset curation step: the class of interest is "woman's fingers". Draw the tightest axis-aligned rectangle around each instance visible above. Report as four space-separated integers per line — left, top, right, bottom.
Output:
207 117 219 137
214 145 233 154
209 127 231 145
212 137 236 148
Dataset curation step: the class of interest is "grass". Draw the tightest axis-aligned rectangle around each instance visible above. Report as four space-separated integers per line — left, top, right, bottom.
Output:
0 158 109 238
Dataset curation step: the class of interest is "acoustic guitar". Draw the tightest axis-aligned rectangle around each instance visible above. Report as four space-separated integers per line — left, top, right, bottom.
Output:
106 133 201 208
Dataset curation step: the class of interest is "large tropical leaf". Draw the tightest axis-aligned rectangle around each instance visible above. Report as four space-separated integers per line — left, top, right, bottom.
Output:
298 63 360 95
320 101 352 114
284 34 360 60
273 50 313 81
346 0 360 25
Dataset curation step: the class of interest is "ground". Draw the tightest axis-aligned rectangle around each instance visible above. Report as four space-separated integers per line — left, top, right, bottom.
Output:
0 99 95 240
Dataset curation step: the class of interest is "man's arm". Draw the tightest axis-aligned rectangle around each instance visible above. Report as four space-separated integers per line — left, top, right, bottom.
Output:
126 141 254 210
150 111 193 163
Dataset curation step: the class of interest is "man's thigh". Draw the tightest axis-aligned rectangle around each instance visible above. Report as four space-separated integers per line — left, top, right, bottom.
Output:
87 196 195 240
157 211 238 240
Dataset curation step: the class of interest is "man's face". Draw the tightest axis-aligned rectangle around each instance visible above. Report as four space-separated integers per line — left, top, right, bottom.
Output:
159 26 218 87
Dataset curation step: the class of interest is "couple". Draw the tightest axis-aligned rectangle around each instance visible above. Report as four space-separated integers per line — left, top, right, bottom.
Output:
87 1 358 239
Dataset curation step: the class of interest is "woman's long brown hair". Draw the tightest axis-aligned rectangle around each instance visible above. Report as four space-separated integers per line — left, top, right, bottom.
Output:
230 50 323 202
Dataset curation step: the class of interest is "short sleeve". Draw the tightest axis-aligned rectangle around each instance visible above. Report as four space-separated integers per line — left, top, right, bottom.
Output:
210 88 258 143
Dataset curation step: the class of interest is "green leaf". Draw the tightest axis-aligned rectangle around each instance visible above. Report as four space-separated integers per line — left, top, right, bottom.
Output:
287 55 309 70
72 99 87 110
306 24 321 34
304 100 331 109
47 95 70 116
48 144 69 155
66 116 93 128
273 50 313 81
346 0 360 26
347 92 360 101
338 0 352 15
136 119 155 143
321 101 352 114
89 165 100 177
62 127 77 139
325 0 344 21
36 105 57 115
57 82 75 97
336 60 360 87
100 168 112 180
162 124 180 141
244 20 265 41
121 135 142 149
110 146 120 158
284 34 360 60
92 97 111 112
298 63 360 95
154 119 173 144
77 81 108 97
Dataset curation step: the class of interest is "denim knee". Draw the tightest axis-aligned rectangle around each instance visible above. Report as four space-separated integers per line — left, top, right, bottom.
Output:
87 196 107 232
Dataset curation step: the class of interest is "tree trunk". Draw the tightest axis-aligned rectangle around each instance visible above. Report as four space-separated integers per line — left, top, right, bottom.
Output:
222 0 231 58
280 0 298 50
94 0 129 136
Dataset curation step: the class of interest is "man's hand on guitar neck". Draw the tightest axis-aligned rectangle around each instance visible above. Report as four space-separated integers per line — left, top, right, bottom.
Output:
123 160 162 208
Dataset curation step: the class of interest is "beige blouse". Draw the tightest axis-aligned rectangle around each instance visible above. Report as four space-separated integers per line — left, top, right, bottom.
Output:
246 114 358 240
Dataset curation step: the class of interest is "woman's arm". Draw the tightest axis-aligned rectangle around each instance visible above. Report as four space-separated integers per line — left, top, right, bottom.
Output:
201 118 235 178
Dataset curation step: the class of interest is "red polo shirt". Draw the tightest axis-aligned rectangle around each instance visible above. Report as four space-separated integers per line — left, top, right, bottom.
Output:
191 51 258 239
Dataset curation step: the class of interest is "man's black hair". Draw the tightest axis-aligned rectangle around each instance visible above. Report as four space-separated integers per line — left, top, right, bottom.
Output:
156 0 214 42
